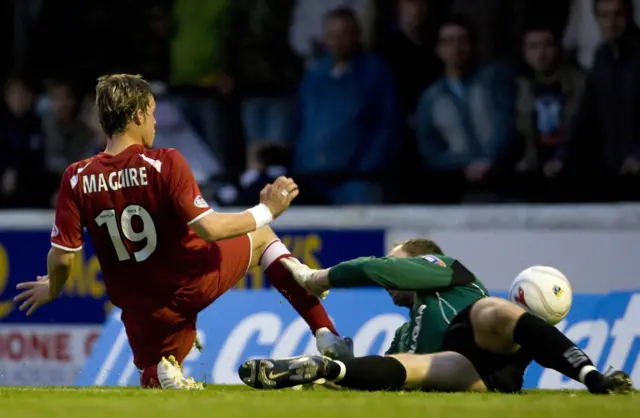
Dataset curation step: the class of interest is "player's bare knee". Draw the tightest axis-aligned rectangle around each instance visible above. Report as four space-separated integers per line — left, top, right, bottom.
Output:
250 226 278 248
471 298 525 351
249 226 279 267
472 298 524 332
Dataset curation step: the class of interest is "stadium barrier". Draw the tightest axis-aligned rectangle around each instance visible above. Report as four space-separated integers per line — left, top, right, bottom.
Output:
1 205 639 386
77 289 640 389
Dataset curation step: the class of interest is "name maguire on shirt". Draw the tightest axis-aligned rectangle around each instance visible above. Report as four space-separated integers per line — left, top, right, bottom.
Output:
83 167 149 194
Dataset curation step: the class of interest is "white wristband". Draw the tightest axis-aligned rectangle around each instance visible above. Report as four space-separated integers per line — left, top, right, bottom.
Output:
248 203 273 229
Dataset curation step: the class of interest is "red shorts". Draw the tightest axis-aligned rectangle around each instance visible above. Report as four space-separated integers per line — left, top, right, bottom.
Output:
123 234 252 369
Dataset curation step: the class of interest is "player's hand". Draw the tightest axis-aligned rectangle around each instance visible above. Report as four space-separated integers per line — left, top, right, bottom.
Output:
620 155 640 175
464 161 491 183
1 168 17 196
14 275 52 316
260 176 299 218
217 73 235 97
543 159 563 178
280 258 329 299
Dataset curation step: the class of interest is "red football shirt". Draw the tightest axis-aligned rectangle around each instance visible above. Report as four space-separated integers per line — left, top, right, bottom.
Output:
51 145 216 315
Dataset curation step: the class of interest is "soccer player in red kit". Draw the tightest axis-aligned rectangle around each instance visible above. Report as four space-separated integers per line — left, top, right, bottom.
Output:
13 74 350 389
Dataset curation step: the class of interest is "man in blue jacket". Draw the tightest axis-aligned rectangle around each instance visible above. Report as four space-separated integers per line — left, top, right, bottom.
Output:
294 7 399 205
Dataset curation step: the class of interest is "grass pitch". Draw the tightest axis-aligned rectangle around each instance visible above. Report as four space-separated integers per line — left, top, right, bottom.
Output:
0 386 638 418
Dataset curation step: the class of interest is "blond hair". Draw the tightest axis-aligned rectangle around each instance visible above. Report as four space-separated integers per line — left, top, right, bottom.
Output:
95 74 152 137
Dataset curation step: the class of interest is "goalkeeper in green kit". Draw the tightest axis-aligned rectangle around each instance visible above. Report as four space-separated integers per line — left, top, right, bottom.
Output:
239 238 632 394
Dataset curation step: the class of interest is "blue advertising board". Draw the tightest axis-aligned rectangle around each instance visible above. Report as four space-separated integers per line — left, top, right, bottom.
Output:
0 229 385 323
77 290 640 390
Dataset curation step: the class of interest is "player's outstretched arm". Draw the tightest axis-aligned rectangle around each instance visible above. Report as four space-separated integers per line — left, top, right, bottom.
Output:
190 209 269 242
328 257 458 290
167 150 299 241
283 256 471 296
190 177 299 242
14 247 75 315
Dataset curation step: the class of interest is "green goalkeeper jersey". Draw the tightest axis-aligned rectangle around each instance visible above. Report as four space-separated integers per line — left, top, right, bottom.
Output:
328 255 490 354
386 321 411 355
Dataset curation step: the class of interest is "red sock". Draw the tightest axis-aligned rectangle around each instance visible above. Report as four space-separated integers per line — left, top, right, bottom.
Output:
261 241 339 335
140 365 161 388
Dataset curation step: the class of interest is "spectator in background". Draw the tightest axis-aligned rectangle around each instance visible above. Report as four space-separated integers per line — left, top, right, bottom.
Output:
290 0 376 62
565 0 640 201
450 0 571 64
515 25 585 200
416 15 516 202
42 80 95 188
134 4 172 84
208 143 291 208
448 0 511 62
80 94 109 154
511 2 572 64
294 7 398 204
378 0 441 121
0 77 48 208
0 1 13 80
29 1 140 87
378 0 442 202
564 0 640 70
225 0 303 169
170 0 235 169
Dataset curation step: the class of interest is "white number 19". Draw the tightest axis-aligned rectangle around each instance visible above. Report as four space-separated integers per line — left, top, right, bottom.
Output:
95 205 157 262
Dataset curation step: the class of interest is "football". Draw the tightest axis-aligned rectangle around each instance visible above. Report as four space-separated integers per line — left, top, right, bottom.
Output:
508 265 572 325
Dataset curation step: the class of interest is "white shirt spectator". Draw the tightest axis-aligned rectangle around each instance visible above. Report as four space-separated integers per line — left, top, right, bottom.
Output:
564 0 640 69
153 99 221 184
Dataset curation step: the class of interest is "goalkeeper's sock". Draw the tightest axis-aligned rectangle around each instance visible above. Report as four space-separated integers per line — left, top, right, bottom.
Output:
261 240 338 335
512 312 605 392
325 356 407 391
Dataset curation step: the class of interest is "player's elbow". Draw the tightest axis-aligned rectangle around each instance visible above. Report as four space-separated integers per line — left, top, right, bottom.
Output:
190 213 226 242
48 247 76 268
190 211 256 242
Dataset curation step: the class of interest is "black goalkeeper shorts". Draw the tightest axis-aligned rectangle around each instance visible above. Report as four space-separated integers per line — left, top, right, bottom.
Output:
441 302 532 393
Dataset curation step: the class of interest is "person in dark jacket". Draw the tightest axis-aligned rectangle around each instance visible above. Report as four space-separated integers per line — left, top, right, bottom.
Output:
562 0 640 201
0 77 50 208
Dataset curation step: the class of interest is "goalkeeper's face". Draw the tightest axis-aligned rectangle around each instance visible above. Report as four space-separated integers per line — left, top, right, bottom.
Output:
388 289 415 308
387 245 415 308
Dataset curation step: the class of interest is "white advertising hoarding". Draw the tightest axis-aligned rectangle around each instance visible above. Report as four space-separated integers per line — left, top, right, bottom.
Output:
0 205 638 294
0 325 101 386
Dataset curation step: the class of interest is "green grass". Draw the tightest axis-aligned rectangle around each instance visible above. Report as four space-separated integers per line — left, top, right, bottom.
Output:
0 386 638 418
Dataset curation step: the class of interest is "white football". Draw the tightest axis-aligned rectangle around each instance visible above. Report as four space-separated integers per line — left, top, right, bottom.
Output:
508 265 572 325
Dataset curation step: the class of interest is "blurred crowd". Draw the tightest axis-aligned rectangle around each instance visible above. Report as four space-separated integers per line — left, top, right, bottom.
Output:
1 0 640 207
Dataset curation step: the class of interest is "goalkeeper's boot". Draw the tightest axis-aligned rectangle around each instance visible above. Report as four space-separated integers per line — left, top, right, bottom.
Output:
589 370 634 394
316 329 354 361
153 355 204 390
238 355 330 390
